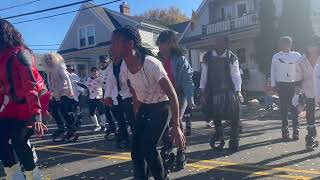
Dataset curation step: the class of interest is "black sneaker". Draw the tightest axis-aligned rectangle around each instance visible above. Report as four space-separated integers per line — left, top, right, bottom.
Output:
117 139 129 149
176 150 187 170
105 128 116 141
65 131 79 142
292 129 299 141
52 129 66 142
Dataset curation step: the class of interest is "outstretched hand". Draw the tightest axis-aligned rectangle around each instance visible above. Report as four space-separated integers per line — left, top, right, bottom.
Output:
28 122 48 137
171 126 186 150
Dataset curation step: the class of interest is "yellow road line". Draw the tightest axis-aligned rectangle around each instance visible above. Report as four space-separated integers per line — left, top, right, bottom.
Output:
41 149 131 160
40 148 311 180
200 160 320 175
38 146 320 176
37 145 130 156
186 164 310 180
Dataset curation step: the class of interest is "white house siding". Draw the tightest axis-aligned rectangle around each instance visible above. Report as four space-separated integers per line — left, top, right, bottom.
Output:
59 5 113 51
184 0 209 38
139 30 155 47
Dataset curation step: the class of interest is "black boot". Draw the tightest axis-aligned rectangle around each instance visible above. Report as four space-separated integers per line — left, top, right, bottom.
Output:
210 125 225 151
282 127 290 142
176 149 187 170
160 146 175 173
229 139 239 153
292 128 299 141
306 126 318 150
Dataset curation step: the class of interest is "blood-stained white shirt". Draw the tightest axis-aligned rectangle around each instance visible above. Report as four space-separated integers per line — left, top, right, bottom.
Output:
127 56 169 104
271 51 301 87
86 77 103 99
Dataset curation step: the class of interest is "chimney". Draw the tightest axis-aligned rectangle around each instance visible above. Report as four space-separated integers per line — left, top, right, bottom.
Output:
120 2 130 16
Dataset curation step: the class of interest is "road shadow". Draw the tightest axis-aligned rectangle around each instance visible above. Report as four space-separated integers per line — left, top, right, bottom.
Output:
56 161 133 180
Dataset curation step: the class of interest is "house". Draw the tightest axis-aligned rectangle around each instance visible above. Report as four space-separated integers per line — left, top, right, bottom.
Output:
58 2 169 81
179 0 320 92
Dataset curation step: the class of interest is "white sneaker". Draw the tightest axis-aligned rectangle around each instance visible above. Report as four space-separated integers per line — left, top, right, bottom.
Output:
4 163 25 180
93 126 101 132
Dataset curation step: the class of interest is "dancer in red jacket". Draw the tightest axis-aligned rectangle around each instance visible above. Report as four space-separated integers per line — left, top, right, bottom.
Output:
0 19 48 180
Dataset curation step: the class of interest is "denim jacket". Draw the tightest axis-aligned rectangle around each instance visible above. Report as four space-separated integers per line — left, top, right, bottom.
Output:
171 55 194 106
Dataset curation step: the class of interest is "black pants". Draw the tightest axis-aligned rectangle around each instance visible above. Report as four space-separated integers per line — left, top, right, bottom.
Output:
50 96 77 132
306 98 316 134
50 98 64 130
131 102 170 180
105 106 114 129
214 102 240 140
0 120 35 171
277 83 299 130
111 97 134 140
88 99 105 116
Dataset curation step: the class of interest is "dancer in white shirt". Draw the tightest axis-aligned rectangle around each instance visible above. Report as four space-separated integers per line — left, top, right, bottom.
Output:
86 67 108 132
297 38 320 150
271 36 301 141
111 26 185 180
99 56 117 140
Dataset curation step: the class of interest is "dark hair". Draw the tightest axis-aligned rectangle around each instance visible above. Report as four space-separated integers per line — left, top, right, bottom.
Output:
305 36 320 58
156 30 185 57
91 67 98 72
113 25 154 62
0 19 25 51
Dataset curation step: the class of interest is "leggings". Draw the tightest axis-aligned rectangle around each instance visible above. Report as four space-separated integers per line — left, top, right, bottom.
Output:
131 101 170 180
88 99 105 116
162 96 187 151
50 96 77 132
111 97 134 140
0 120 35 171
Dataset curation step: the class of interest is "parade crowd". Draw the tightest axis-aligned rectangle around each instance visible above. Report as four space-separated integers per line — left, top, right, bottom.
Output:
0 18 319 180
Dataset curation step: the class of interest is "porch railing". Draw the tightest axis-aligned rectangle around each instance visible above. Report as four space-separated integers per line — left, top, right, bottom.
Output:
204 13 259 35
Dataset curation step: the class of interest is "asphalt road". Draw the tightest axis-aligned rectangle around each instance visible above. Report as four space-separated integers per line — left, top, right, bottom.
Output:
1 108 320 180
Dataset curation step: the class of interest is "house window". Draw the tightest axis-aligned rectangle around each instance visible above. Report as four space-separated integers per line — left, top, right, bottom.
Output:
221 6 233 20
79 25 96 48
237 3 247 17
87 26 95 46
253 0 261 11
79 28 86 47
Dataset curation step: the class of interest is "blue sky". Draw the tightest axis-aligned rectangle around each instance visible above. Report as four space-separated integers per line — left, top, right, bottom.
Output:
1 0 202 53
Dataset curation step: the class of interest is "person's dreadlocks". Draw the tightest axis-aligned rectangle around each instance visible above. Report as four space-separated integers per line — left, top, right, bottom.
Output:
113 25 154 61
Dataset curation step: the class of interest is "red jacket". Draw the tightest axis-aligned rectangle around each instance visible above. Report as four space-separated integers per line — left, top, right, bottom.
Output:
0 46 46 121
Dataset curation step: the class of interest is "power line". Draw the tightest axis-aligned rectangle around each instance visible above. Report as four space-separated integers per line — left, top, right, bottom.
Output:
0 0 41 12
3 0 94 20
31 49 58 51
28 44 61 47
13 0 121 24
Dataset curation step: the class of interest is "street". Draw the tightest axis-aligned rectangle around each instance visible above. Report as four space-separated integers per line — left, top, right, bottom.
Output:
2 108 320 180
